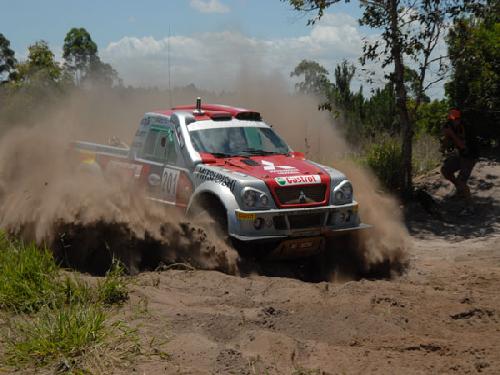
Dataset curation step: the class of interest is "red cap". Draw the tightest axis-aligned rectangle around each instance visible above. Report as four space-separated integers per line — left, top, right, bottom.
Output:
448 109 461 121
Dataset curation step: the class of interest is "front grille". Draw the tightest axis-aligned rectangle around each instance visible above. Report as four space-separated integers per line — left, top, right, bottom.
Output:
275 184 327 205
288 214 324 229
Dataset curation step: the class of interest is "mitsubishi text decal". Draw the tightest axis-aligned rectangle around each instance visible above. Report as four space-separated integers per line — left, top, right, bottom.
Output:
275 175 321 186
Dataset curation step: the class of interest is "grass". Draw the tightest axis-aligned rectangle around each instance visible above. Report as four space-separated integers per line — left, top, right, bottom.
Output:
0 232 61 313
6 305 106 367
98 259 129 306
0 230 134 373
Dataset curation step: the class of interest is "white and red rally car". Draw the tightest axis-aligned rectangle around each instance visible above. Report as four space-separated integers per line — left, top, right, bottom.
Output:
75 99 369 258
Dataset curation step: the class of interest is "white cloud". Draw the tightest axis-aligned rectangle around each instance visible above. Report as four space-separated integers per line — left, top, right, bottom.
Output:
101 12 364 91
189 0 230 14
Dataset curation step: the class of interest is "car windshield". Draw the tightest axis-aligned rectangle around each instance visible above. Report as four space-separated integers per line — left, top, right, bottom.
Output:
189 126 290 157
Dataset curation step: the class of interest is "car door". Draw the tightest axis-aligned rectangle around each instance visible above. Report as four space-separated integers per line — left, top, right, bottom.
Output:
137 119 192 207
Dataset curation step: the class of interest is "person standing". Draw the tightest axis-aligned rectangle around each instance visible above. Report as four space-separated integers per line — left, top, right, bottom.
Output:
440 109 480 214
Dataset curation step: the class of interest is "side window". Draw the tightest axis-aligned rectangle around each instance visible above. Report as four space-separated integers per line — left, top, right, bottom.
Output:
142 129 159 158
141 127 177 164
155 128 177 164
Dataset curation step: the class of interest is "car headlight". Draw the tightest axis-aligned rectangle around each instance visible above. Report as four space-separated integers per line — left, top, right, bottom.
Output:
333 180 353 204
241 188 271 209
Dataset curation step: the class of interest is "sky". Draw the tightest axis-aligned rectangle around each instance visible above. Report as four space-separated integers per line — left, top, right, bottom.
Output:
0 0 445 96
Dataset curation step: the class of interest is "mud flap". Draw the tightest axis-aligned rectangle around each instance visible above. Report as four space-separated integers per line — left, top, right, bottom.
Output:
267 236 325 260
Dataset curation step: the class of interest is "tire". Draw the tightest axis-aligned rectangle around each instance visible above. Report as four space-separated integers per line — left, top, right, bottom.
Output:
190 197 228 239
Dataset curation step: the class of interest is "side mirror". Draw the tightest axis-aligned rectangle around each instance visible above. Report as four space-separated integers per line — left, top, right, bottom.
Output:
160 137 166 148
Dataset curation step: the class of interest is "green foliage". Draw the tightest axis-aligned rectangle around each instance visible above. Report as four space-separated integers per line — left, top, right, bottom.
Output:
0 234 61 313
98 260 129 306
446 1 500 141
284 0 481 196
363 83 398 134
62 27 119 88
0 231 132 372
333 59 356 109
415 99 449 136
0 33 16 82
290 59 331 97
363 138 403 191
63 27 98 85
14 40 62 84
6 305 106 367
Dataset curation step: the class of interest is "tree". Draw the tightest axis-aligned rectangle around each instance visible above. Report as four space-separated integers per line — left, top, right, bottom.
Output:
15 41 62 85
333 60 356 110
290 59 331 97
446 0 499 143
283 0 479 197
63 27 98 85
0 33 16 82
85 59 121 87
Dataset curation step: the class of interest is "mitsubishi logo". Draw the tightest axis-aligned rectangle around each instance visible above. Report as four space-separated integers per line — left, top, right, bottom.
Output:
298 190 307 203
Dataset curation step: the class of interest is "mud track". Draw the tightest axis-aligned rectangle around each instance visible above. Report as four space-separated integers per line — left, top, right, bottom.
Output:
102 161 498 374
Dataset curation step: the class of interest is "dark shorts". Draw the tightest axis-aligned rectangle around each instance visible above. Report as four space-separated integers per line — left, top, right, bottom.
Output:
441 155 476 182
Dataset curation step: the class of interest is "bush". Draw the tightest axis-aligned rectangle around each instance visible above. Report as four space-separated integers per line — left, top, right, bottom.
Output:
363 137 403 191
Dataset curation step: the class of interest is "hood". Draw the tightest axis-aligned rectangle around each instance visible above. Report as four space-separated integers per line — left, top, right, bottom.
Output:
207 154 332 208
217 154 325 179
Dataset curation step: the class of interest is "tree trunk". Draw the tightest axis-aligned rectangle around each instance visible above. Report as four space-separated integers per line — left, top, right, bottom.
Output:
388 0 413 199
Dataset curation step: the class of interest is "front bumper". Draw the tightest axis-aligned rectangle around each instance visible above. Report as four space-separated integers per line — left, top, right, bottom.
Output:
230 201 370 242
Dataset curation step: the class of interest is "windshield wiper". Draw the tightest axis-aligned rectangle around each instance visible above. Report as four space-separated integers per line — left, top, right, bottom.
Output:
239 148 287 156
208 152 234 158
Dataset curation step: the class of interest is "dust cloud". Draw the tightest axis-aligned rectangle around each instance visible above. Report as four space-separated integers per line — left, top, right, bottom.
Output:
0 117 238 275
0 70 408 279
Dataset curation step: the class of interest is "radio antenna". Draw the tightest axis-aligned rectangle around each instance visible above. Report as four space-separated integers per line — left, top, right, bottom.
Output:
168 25 173 108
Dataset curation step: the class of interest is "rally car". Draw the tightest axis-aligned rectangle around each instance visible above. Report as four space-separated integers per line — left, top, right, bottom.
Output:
75 99 369 259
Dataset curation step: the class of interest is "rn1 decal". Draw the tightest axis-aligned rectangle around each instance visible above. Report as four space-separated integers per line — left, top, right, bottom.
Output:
197 168 236 192
161 167 180 201
261 160 298 175
275 175 321 186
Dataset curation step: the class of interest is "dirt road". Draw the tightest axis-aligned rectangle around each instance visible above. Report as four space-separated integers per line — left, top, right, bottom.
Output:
114 161 499 375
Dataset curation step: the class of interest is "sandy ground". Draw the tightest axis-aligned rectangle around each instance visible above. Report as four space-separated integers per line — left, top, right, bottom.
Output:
109 161 499 375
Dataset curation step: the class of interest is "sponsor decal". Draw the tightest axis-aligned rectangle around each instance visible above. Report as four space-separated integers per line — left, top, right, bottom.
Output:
236 211 256 221
275 175 321 186
148 173 161 187
197 167 236 192
107 160 143 178
262 160 298 174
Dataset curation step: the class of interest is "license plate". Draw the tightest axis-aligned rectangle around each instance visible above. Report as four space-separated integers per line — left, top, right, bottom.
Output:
268 237 324 259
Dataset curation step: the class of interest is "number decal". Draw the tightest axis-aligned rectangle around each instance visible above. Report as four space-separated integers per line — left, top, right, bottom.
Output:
161 167 180 202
